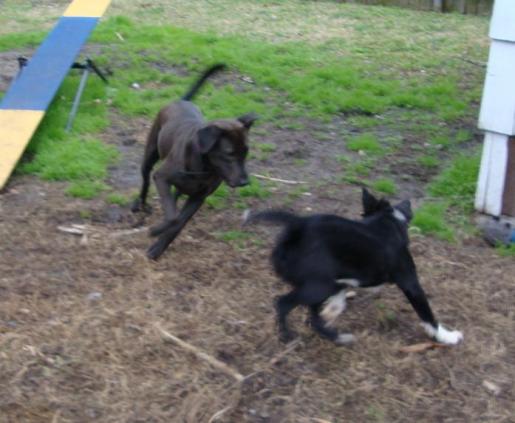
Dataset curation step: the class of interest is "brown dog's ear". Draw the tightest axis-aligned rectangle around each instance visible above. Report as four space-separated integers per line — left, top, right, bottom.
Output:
237 113 259 129
197 125 222 154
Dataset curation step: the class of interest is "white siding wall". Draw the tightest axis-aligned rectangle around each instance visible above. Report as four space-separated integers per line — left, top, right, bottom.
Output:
475 0 515 216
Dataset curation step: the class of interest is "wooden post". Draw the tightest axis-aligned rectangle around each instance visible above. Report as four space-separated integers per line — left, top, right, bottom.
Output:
502 139 515 215
476 0 515 217
433 0 444 12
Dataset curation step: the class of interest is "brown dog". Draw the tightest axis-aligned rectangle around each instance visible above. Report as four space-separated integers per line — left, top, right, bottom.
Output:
132 64 257 260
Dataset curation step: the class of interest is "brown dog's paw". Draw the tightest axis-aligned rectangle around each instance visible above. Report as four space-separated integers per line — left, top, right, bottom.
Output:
146 240 167 261
131 199 153 214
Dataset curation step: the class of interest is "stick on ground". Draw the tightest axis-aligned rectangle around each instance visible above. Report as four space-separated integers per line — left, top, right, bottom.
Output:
155 323 244 382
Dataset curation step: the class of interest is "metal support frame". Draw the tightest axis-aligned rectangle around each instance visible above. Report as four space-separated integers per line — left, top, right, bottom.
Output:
65 58 110 132
16 56 111 133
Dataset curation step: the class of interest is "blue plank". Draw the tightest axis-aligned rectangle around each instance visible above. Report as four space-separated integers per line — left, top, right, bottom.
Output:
0 17 98 111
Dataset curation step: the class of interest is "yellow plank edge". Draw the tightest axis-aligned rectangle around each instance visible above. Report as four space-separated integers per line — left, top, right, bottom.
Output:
0 110 45 189
63 0 112 17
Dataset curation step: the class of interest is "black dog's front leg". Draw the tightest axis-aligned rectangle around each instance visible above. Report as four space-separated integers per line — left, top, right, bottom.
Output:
393 249 463 345
147 195 205 260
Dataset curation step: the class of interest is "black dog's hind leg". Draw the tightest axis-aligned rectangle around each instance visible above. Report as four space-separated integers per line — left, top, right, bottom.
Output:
146 195 205 260
309 304 355 345
275 292 300 342
393 248 463 345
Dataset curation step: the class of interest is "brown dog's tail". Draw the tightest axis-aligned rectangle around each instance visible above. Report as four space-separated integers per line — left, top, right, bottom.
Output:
181 63 226 101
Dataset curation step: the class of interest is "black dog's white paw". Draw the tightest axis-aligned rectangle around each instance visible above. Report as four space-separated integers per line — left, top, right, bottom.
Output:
421 323 464 345
320 291 347 327
334 333 355 346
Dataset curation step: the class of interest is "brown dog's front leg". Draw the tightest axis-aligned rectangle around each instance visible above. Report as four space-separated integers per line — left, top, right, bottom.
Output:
151 166 180 234
147 196 205 260
149 189 182 237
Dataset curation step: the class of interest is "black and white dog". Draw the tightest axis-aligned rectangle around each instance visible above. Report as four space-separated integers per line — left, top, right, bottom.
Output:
248 189 463 346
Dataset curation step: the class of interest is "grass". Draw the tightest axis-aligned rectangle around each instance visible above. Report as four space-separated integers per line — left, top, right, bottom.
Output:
372 178 396 195
411 152 480 239
417 154 439 169
256 143 277 153
106 193 131 206
85 15 481 124
216 230 252 248
237 177 271 199
206 177 271 210
66 180 108 199
0 31 45 51
412 202 455 242
428 152 481 213
496 244 515 257
346 133 384 155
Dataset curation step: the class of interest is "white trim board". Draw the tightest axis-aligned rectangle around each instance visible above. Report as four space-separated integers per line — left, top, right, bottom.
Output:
475 132 509 216
478 40 515 136
490 0 515 42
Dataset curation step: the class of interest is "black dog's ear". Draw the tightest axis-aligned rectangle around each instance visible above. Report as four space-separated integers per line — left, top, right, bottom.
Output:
238 113 259 130
362 188 379 215
395 200 413 222
197 125 222 154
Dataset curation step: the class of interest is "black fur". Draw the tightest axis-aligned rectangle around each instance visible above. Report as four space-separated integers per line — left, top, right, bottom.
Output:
249 189 454 345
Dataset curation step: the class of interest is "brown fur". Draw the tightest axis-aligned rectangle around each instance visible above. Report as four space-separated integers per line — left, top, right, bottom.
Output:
132 65 257 260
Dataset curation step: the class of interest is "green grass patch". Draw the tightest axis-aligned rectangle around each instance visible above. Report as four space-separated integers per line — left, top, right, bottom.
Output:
237 177 271 199
429 134 452 150
346 133 383 155
205 184 230 209
89 17 477 123
106 193 130 206
66 180 108 199
428 153 480 213
417 154 439 169
256 143 277 153
21 138 117 181
217 230 250 243
496 244 515 257
372 178 396 195
0 30 45 51
412 202 455 242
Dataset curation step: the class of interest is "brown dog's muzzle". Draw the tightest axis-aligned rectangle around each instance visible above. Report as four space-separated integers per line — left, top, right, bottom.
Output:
228 174 249 188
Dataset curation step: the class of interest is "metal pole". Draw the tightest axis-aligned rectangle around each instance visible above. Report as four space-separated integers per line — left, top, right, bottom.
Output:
65 66 90 132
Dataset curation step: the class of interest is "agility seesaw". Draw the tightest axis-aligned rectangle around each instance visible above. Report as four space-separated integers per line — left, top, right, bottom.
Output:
0 0 112 190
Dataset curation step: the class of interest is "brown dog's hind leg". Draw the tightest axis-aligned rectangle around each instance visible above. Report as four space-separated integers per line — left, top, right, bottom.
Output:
132 119 161 213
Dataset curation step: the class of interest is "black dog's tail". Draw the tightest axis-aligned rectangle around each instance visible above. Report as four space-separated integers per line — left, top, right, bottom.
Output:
182 63 226 101
245 210 303 227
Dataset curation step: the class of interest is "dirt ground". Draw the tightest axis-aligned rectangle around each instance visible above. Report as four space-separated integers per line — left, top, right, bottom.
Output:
1 52 515 423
